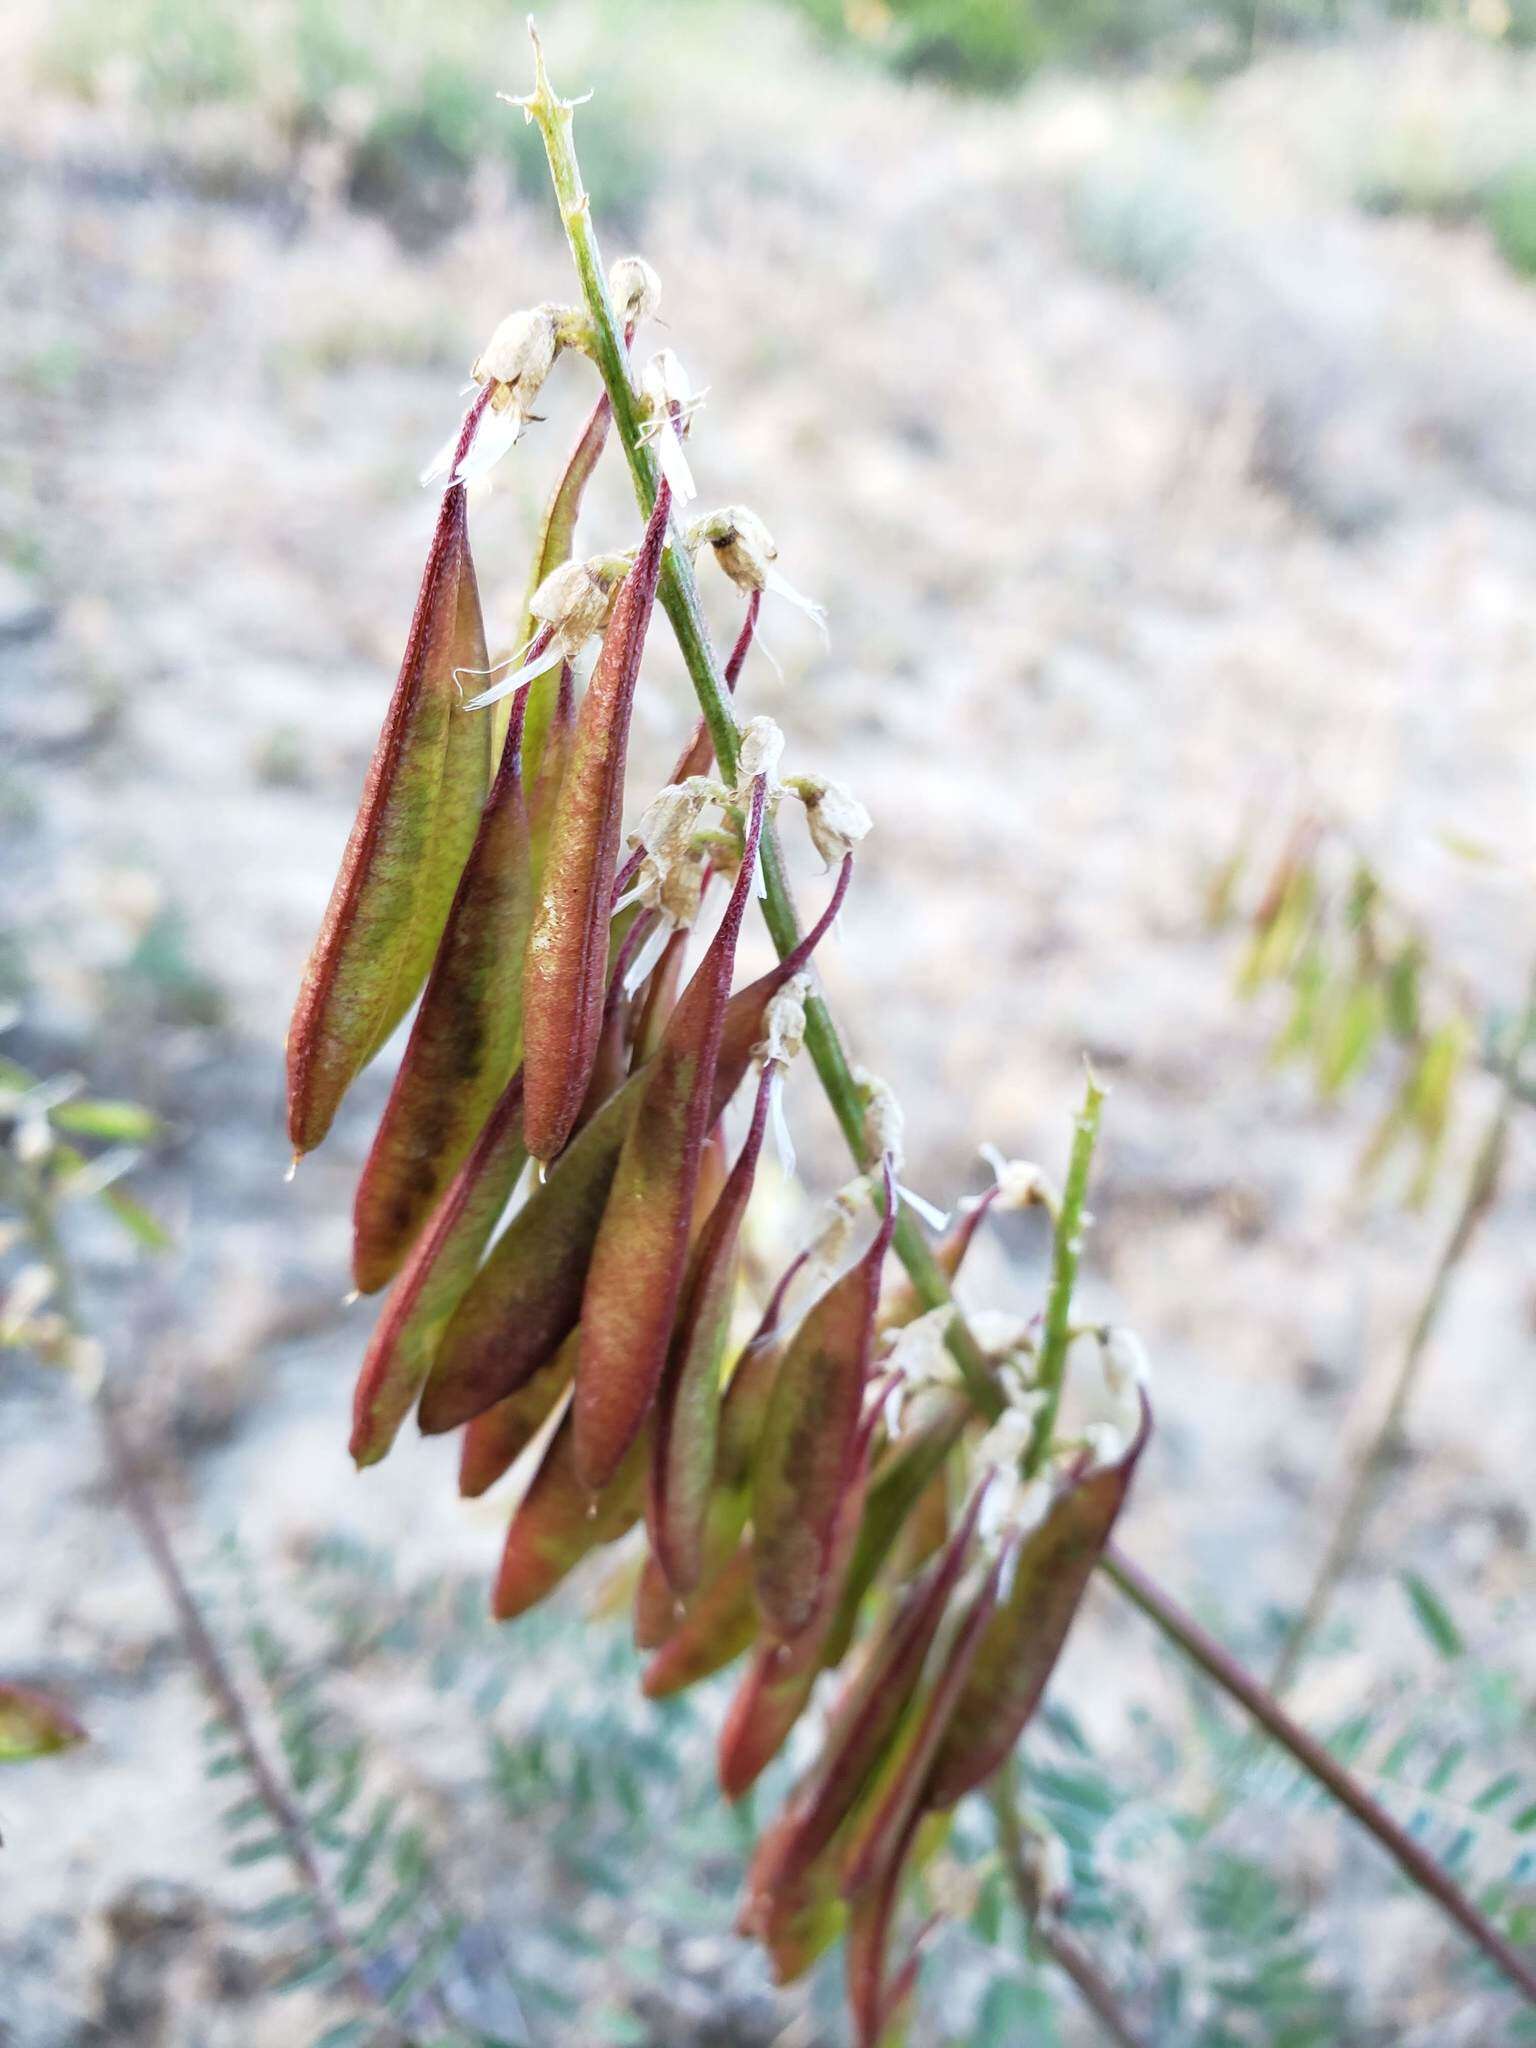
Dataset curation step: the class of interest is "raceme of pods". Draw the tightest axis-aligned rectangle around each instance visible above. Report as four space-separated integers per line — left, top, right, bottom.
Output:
294 203 1161 2048
286 399 492 1158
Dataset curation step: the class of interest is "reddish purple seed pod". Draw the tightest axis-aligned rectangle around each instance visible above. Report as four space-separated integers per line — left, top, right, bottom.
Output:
458 1330 577 1499
288 415 492 1157
920 1397 1150 1812
351 686 535 1294
766 1481 990 1896
491 1405 648 1622
649 1062 776 1594
570 779 768 1494
349 1071 525 1468
753 1161 897 1640
521 484 671 1165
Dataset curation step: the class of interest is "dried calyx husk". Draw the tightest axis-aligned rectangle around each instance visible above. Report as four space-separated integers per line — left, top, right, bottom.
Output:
293 210 1157 2048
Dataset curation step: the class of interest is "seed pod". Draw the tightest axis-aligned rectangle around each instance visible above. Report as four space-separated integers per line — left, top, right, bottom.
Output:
288 427 492 1156
840 1549 1005 1900
420 858 849 1436
351 687 536 1293
349 1071 526 1468
640 1539 758 1699
754 1163 896 1639
767 1484 989 1896
571 780 768 1493
629 926 690 1065
418 1077 636 1435
845 1817 933 2048
517 391 612 780
521 484 671 1164
715 1248 811 1490
718 1410 879 1802
823 1393 971 1668
491 1405 648 1621
649 1062 774 1593
635 1483 746 1649
738 1816 847 1987
920 1401 1150 1812
458 1329 577 1499
526 661 577 883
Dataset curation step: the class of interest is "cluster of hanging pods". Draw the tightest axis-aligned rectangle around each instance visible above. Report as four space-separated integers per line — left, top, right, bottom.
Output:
285 260 1150 2046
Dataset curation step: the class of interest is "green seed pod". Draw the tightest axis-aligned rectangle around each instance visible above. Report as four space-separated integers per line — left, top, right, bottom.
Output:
352 686 536 1294
0 1682 87 1760
458 1328 578 1499
640 1540 758 1699
521 484 671 1164
349 1071 526 1468
287 426 492 1156
491 1405 648 1622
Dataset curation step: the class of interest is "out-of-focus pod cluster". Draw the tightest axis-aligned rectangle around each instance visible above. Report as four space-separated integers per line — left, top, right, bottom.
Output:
284 262 1150 2045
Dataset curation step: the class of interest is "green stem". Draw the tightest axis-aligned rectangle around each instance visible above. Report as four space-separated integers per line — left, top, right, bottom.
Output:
516 27 1536 2011
1026 1066 1105 1474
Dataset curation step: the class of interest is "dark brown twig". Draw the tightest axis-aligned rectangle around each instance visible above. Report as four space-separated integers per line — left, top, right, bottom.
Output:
991 1757 1147 2048
1103 1544 1536 2006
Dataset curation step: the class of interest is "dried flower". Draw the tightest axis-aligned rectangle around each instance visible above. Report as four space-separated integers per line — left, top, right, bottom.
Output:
687 505 827 635
609 253 661 328
640 349 700 503
785 773 872 867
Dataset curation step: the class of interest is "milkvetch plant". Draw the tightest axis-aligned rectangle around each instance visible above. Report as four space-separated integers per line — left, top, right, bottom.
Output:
286 23 1536 2041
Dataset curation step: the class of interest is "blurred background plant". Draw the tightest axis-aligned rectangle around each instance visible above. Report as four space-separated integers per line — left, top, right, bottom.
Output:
1213 822 1536 1698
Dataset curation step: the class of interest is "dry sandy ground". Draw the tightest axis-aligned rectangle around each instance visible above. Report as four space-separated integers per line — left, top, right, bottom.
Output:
2 7 1534 2043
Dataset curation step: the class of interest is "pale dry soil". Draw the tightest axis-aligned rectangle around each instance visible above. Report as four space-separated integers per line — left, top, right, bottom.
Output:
1 11 1534 2045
